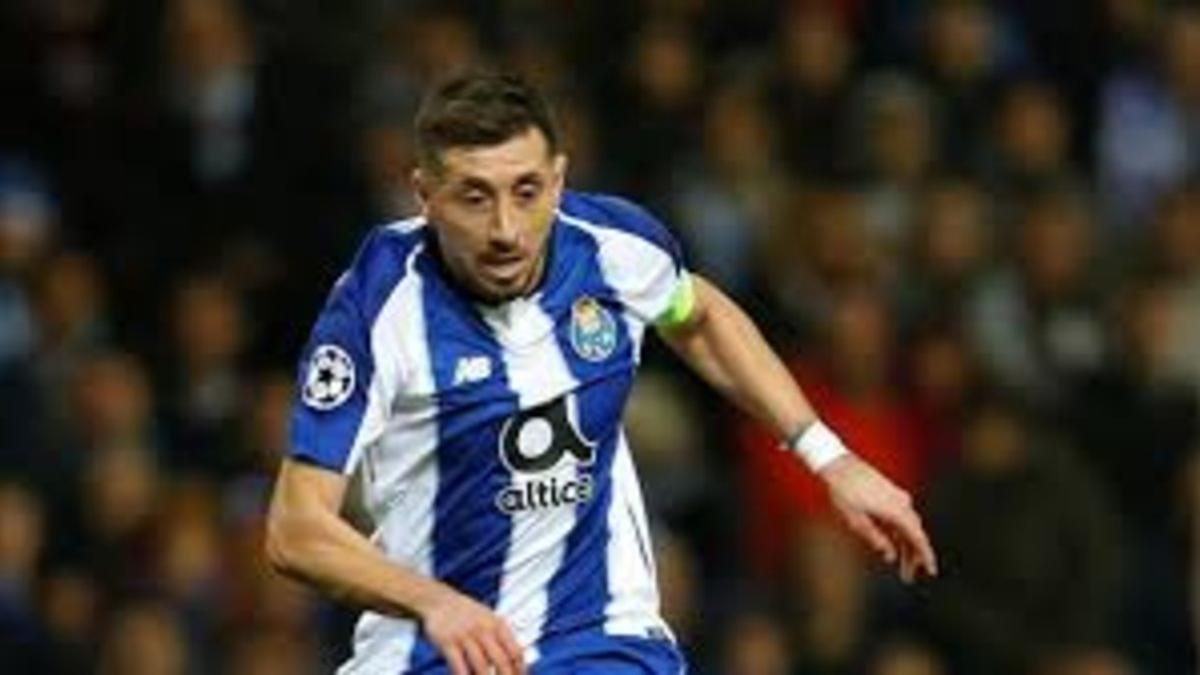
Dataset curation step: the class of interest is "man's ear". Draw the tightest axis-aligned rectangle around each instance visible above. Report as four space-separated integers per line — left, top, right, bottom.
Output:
552 153 568 193
411 167 431 215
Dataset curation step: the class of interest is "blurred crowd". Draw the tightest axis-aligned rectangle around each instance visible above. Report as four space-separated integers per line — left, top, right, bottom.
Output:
1 0 1199 673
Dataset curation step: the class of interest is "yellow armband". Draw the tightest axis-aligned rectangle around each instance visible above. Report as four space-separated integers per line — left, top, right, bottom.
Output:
654 272 696 328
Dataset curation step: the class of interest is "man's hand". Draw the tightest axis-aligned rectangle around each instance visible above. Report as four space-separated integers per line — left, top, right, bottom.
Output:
417 586 527 675
820 455 938 583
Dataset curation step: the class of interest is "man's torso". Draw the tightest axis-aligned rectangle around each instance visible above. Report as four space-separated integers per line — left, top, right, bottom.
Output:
289 191 687 673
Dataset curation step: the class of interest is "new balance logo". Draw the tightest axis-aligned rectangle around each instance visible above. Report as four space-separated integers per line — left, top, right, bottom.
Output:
453 355 492 386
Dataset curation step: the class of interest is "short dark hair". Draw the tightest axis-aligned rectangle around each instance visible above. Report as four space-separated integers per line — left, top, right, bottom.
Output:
414 71 560 170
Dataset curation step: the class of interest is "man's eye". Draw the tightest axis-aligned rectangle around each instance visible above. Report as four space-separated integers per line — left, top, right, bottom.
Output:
460 192 488 206
516 185 541 201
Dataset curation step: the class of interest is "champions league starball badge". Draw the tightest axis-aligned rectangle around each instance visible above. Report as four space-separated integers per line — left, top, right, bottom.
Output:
569 296 618 362
302 344 356 410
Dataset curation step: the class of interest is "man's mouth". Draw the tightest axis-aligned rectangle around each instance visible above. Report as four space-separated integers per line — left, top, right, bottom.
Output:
480 256 526 283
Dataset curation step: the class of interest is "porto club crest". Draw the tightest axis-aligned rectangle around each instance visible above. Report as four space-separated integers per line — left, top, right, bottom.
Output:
569 296 617 362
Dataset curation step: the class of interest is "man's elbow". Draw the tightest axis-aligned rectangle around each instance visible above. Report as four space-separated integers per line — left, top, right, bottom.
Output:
264 507 310 579
264 514 294 576
264 460 347 580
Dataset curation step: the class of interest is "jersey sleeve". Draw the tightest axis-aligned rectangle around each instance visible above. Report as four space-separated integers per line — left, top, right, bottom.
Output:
575 194 695 327
289 236 399 475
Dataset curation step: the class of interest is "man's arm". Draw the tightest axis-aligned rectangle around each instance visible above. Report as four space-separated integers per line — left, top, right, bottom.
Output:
265 458 526 675
657 274 938 581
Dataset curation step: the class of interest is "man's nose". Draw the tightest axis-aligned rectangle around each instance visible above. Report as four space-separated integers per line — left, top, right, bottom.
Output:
490 202 522 248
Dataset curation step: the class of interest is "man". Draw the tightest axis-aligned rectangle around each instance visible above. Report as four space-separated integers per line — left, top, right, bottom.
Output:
265 72 936 675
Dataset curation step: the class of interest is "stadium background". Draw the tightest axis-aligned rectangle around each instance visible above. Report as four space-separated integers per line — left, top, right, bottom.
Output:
1 0 1199 673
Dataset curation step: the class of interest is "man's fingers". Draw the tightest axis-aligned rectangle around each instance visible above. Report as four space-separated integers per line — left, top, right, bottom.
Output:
880 506 938 579
910 515 938 576
461 637 490 675
847 510 896 563
894 509 938 578
444 645 469 675
495 623 526 672
898 542 916 583
479 631 517 675
881 521 921 584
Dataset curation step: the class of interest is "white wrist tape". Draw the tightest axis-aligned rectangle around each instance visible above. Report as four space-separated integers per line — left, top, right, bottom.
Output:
788 420 850 472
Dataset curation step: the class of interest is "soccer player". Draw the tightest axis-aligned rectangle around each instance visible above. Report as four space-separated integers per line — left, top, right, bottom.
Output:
266 72 937 675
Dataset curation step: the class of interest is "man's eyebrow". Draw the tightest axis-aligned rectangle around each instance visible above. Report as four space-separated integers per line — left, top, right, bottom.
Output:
455 176 496 193
514 172 544 185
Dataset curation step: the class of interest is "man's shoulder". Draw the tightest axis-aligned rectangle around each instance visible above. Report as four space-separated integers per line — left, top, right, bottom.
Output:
558 190 680 260
330 216 428 321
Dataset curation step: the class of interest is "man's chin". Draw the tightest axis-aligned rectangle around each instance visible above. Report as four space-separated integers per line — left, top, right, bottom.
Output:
471 275 528 305
475 289 519 305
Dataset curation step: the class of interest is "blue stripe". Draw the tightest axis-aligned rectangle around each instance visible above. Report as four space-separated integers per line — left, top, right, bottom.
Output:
537 220 636 642
406 246 520 673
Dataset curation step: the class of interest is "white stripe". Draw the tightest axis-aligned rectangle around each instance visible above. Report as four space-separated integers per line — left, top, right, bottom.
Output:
603 433 671 640
386 215 427 234
341 235 426 476
557 210 683 324
339 246 440 674
341 363 386 477
479 298 581 664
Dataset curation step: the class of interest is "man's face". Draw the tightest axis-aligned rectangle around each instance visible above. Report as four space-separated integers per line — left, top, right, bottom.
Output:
414 128 566 303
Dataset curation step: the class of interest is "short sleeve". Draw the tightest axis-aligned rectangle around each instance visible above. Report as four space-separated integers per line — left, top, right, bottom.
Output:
289 277 379 473
288 227 415 474
562 193 693 325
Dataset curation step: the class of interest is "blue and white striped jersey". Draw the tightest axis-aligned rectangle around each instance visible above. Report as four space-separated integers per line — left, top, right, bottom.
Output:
289 191 689 673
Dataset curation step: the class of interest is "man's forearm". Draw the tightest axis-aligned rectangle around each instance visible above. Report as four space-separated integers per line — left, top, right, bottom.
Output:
266 466 446 620
660 275 817 440
266 461 528 671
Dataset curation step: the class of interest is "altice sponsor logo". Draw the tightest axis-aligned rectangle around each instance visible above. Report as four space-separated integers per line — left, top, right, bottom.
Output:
496 474 594 513
495 396 596 514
